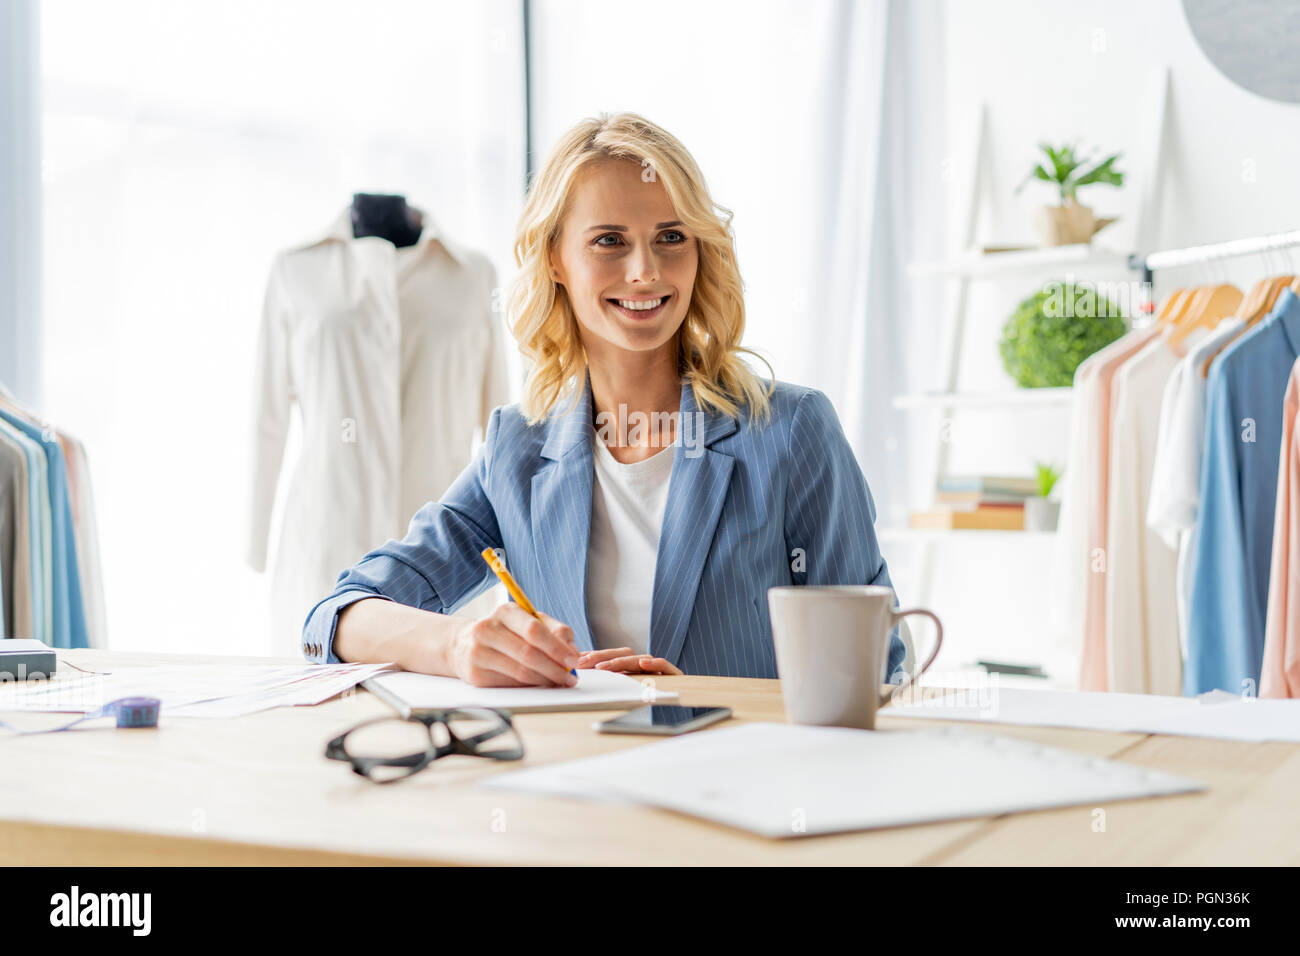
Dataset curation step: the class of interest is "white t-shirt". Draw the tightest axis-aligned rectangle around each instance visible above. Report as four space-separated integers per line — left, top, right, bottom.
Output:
585 432 676 656
1147 317 1247 662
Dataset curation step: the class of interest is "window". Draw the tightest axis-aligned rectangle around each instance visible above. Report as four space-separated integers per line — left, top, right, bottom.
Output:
41 0 524 654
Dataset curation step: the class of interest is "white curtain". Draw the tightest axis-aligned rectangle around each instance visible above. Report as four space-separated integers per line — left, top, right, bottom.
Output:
810 0 948 526
40 0 526 655
0 0 42 406
531 0 947 528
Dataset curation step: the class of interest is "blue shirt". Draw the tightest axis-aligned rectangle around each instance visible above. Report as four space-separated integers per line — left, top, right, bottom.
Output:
1186 289 1300 695
302 376 907 682
0 408 88 649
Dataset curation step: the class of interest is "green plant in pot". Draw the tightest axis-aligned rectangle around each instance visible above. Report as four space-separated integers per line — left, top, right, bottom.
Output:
999 281 1126 388
1025 462 1062 532
1016 142 1124 246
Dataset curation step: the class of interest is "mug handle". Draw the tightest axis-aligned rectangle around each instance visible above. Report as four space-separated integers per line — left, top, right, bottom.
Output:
878 607 943 707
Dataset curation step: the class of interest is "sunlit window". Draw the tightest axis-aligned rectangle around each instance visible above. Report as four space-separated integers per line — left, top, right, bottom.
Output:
41 0 525 655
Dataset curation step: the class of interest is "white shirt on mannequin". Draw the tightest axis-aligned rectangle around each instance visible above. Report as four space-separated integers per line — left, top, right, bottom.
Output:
246 206 509 656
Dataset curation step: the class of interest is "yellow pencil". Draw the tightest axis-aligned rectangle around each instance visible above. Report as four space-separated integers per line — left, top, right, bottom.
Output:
480 548 576 676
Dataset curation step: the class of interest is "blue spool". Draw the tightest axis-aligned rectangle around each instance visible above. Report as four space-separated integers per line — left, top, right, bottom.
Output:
108 697 160 728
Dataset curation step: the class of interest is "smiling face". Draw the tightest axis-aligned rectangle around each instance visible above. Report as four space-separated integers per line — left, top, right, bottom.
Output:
548 157 698 364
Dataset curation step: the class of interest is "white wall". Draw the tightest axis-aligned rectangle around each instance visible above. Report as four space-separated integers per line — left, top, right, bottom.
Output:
897 0 1300 682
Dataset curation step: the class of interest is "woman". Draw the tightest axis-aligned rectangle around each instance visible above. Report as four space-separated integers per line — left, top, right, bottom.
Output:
303 112 904 686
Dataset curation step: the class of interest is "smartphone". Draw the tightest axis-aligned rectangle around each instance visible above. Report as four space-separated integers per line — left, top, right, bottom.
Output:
595 705 732 736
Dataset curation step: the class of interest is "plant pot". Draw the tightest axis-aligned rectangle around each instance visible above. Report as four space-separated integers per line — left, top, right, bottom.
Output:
1024 497 1061 532
1033 200 1097 246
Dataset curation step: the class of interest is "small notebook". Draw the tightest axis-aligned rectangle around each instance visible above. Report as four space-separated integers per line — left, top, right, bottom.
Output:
484 722 1202 838
364 667 677 716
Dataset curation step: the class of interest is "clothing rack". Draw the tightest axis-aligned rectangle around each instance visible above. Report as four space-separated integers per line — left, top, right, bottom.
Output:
0 384 106 648
1133 227 1300 278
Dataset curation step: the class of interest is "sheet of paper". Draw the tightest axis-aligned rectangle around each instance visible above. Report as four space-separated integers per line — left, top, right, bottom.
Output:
883 686 1300 742
0 663 393 717
364 666 677 715
484 722 1202 838
167 664 396 717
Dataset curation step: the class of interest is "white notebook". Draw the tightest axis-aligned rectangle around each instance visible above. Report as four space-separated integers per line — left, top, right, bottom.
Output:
484 722 1203 837
364 667 677 716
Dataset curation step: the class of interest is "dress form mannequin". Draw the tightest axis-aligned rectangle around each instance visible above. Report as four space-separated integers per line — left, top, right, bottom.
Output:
350 193 422 248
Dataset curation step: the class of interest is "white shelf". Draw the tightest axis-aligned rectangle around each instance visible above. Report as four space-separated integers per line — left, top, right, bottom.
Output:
877 528 1056 544
892 387 1072 411
907 243 1136 280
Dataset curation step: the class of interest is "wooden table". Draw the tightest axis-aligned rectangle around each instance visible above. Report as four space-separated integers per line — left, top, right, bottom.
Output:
1 649 1296 865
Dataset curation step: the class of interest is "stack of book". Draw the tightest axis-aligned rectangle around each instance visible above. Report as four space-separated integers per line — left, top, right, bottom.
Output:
909 475 1038 531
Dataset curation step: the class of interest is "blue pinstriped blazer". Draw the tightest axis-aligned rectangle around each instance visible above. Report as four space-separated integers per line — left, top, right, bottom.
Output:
302 374 905 682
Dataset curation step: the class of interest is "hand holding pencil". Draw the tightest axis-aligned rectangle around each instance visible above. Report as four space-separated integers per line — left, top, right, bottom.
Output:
444 548 579 688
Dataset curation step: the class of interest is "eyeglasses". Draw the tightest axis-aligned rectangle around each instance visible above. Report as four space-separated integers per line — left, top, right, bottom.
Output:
325 707 524 783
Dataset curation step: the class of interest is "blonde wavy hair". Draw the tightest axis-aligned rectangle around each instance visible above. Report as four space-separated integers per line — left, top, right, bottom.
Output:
507 111 773 424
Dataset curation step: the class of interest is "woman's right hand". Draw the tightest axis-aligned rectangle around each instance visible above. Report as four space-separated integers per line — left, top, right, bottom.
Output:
447 603 579 688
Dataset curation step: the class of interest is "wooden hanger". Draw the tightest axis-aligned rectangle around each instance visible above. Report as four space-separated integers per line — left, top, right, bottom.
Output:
1239 275 1293 325
1169 284 1243 348
1256 275 1294 322
1231 279 1264 324
1162 286 1202 328
1199 274 1297 376
1154 288 1190 325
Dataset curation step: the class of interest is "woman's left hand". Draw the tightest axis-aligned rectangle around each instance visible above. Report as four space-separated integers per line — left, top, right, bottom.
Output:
576 647 683 675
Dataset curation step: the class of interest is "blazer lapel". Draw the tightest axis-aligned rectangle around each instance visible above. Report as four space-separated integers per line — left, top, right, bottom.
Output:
530 376 596 651
649 382 738 667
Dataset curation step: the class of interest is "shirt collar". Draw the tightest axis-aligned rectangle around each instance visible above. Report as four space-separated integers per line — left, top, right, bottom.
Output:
301 204 469 267
540 368 740 460
1269 288 1300 356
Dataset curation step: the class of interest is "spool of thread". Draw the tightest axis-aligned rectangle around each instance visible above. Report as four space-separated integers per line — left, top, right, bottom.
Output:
106 697 160 728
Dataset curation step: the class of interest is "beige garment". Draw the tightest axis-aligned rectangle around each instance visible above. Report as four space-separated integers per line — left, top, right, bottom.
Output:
1054 325 1162 690
62 434 107 648
0 392 53 643
0 427 33 639
1261 361 1300 697
1105 328 1201 694
247 207 509 656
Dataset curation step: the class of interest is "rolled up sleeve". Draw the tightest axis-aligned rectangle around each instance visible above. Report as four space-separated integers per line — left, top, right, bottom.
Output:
301 408 505 664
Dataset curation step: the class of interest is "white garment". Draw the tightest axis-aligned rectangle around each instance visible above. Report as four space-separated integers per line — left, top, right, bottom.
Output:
585 434 676 657
1106 327 1205 695
247 206 508 656
1147 317 1246 661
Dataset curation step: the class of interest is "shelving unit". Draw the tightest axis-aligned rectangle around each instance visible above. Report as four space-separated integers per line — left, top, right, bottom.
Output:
888 73 1169 677
907 243 1137 281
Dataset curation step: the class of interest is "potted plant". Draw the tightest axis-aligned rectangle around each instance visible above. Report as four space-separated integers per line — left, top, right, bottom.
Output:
999 281 1126 388
1016 142 1124 246
1025 462 1062 532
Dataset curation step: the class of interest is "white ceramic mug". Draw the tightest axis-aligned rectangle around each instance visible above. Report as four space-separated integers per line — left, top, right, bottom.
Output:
767 585 943 730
